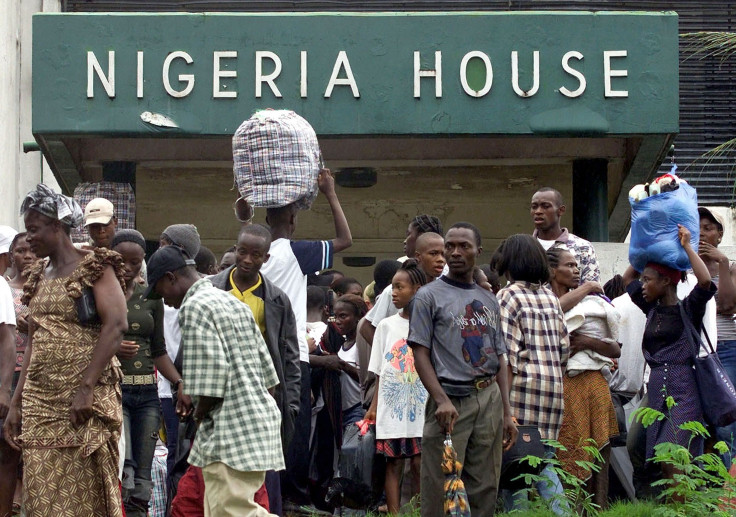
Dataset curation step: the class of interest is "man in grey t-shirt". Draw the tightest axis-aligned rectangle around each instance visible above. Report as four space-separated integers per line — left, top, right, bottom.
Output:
409 222 517 517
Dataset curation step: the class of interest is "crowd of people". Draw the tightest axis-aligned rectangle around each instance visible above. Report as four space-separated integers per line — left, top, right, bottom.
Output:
0 174 733 517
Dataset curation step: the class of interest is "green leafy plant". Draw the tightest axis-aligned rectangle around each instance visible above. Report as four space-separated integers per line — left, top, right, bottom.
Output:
630 397 736 516
510 438 602 515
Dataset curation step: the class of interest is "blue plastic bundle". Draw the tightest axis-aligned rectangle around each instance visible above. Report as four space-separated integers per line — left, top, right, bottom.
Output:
629 182 699 272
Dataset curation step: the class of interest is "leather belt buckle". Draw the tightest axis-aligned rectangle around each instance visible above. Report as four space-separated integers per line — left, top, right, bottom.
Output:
474 375 495 390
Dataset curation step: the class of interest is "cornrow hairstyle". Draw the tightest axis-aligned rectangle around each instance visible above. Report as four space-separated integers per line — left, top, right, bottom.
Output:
545 245 569 270
399 258 428 287
411 214 443 236
335 293 368 319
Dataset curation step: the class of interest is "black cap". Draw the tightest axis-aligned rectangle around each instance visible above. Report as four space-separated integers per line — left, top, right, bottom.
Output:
143 245 196 300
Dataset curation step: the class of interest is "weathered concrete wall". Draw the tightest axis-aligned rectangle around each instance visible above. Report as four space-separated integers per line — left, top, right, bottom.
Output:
0 1 59 230
136 162 573 283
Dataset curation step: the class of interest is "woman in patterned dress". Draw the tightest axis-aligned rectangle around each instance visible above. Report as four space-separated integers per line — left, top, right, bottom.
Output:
623 224 715 487
0 232 35 515
2 184 128 517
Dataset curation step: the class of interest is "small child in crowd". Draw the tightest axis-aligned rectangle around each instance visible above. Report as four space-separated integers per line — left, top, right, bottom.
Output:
365 259 429 514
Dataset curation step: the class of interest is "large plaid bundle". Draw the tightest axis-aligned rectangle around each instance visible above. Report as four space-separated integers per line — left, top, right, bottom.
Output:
232 110 321 209
71 181 136 243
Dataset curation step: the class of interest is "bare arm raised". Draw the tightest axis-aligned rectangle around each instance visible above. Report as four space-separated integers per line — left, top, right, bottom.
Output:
319 169 353 253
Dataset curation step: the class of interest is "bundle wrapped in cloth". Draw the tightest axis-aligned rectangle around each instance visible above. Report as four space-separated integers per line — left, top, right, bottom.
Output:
233 109 321 209
628 173 699 272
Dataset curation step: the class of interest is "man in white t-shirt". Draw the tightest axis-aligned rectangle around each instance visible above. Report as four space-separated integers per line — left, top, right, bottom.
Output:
261 168 352 508
0 276 17 420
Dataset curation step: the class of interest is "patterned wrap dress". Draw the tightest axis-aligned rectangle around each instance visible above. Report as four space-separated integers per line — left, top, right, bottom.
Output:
19 248 126 517
627 280 716 459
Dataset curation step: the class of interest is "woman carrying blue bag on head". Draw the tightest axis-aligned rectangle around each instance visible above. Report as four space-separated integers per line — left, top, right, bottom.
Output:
622 224 715 491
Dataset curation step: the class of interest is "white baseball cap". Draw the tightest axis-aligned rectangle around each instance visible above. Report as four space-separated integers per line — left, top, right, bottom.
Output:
0 226 18 254
84 198 115 226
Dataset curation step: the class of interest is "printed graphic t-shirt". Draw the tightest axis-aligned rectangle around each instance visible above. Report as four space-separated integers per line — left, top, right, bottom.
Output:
408 276 507 382
369 314 428 439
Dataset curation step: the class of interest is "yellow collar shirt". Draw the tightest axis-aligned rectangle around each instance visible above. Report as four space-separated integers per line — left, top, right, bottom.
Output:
229 269 267 337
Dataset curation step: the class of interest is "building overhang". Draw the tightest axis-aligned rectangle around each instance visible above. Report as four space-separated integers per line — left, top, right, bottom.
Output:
32 11 679 241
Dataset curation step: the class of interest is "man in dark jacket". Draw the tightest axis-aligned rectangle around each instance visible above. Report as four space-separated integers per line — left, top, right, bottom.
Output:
209 223 301 516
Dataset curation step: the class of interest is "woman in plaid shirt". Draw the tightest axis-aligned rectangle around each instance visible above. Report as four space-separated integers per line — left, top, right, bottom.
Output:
495 235 569 514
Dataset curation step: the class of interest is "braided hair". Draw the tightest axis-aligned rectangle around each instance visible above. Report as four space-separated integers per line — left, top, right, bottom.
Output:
411 215 443 236
545 245 568 270
399 258 428 287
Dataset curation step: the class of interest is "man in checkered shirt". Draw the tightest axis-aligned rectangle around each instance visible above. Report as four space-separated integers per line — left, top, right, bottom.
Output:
145 245 284 517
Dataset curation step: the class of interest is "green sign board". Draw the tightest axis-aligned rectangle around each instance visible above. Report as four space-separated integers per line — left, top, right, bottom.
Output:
33 11 678 136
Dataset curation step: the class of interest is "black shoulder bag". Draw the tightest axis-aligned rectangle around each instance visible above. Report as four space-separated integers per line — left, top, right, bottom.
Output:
499 424 545 490
75 288 100 326
680 304 736 427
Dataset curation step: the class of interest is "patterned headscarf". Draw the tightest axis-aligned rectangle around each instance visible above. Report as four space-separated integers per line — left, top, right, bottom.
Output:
20 184 84 228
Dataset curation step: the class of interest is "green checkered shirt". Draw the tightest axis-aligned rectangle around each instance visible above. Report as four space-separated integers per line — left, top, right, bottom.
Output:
180 278 285 472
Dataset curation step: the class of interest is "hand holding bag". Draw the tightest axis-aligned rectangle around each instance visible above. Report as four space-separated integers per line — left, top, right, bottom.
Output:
680 304 736 427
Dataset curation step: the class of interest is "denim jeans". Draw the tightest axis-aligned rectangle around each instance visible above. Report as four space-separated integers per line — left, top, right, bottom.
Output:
342 403 365 429
160 397 179 480
122 384 162 517
502 445 567 516
717 340 736 468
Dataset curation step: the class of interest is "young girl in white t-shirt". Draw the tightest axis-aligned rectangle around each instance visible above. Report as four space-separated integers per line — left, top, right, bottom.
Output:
365 259 429 513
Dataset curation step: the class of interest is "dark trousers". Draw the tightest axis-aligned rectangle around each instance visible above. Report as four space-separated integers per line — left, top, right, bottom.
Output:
122 384 161 517
627 392 662 499
265 470 283 516
160 397 179 479
281 361 312 505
